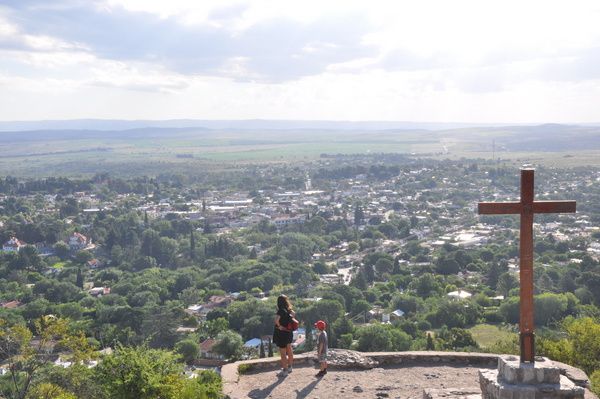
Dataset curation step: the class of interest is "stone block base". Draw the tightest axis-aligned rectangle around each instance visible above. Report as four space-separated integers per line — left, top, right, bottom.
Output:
499 356 561 385
479 369 585 399
423 388 482 399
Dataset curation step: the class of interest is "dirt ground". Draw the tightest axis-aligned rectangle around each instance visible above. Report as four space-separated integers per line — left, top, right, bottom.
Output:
231 363 494 399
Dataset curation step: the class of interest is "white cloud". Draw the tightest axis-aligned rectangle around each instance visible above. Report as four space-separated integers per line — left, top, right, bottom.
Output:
1 0 600 121
87 61 191 92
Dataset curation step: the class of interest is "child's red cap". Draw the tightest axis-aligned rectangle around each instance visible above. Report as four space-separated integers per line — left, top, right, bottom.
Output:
314 320 326 330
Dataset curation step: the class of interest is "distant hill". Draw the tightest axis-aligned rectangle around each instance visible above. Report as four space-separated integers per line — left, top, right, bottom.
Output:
442 124 600 152
0 119 525 132
0 127 210 142
1 123 599 151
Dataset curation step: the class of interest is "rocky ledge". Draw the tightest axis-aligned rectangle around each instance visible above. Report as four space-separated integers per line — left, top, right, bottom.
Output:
221 351 595 399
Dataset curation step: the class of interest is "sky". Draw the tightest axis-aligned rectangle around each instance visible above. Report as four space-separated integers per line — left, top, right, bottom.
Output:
1 0 600 123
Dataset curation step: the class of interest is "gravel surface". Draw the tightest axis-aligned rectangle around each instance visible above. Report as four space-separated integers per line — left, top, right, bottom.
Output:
232 363 495 399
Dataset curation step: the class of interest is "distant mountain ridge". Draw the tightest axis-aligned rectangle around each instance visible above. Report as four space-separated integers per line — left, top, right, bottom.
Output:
1 123 600 151
0 119 544 132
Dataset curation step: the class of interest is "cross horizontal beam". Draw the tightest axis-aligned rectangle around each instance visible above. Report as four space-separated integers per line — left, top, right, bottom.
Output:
533 200 576 213
478 202 520 214
478 200 576 215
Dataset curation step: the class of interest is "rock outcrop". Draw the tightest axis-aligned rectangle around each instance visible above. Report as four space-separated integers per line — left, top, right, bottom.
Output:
317 349 379 369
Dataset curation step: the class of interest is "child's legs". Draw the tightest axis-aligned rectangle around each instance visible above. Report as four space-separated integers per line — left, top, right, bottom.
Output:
318 351 328 371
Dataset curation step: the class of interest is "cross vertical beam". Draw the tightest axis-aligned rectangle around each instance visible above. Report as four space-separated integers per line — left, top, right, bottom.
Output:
519 169 535 363
478 169 576 363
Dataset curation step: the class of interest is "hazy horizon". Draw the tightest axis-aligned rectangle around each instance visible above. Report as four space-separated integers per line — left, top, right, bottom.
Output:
2 118 599 133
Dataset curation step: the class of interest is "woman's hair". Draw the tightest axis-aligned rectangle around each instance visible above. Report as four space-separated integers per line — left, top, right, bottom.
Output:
277 294 292 311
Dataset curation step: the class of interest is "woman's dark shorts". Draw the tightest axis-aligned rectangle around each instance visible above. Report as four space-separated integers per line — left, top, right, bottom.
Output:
273 329 293 348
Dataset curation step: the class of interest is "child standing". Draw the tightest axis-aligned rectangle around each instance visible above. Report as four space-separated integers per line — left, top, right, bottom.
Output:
314 320 328 377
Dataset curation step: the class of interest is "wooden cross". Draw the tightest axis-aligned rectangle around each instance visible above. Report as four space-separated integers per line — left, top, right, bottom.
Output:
478 169 576 363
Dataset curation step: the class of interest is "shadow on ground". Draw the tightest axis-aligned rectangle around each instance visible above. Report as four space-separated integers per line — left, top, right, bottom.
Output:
294 378 321 398
247 376 286 399
246 373 322 399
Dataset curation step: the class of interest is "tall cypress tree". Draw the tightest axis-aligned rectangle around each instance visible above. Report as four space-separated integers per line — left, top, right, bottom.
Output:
203 220 211 234
305 325 314 351
76 266 84 289
351 269 368 290
190 227 196 260
259 341 265 358
393 257 401 274
249 247 258 259
426 332 435 350
354 204 364 225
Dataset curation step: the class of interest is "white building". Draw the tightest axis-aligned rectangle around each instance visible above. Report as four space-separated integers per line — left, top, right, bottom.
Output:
272 215 306 228
2 237 26 252
69 232 89 251
447 290 473 300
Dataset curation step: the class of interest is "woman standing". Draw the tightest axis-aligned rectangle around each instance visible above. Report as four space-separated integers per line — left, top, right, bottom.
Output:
273 294 295 377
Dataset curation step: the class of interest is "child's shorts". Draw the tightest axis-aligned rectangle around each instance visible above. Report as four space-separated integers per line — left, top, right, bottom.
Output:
318 353 328 362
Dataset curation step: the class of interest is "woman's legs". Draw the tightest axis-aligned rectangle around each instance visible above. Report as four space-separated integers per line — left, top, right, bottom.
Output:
279 347 287 369
286 344 293 367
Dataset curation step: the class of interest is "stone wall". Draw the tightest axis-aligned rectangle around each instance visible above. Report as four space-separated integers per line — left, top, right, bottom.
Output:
366 351 498 367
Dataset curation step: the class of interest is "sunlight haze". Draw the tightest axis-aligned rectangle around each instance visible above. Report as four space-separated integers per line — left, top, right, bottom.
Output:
1 0 599 122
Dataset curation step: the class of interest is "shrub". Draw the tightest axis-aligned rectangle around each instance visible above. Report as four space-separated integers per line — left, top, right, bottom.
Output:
590 370 600 397
238 364 252 374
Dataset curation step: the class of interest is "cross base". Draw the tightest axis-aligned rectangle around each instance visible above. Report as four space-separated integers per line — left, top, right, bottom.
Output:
520 332 535 364
479 356 584 399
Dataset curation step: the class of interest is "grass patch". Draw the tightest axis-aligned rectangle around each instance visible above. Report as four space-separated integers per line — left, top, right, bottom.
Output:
51 261 67 269
469 324 517 348
238 364 253 374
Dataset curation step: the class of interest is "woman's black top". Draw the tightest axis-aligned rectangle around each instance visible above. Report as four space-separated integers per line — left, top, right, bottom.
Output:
273 308 294 348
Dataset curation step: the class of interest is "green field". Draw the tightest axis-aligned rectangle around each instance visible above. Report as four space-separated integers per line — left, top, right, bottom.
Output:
469 324 517 348
1 124 599 176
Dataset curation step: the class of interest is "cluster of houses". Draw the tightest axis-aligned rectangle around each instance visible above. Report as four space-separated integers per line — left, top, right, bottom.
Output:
138 191 318 232
1 232 92 254
184 295 235 321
